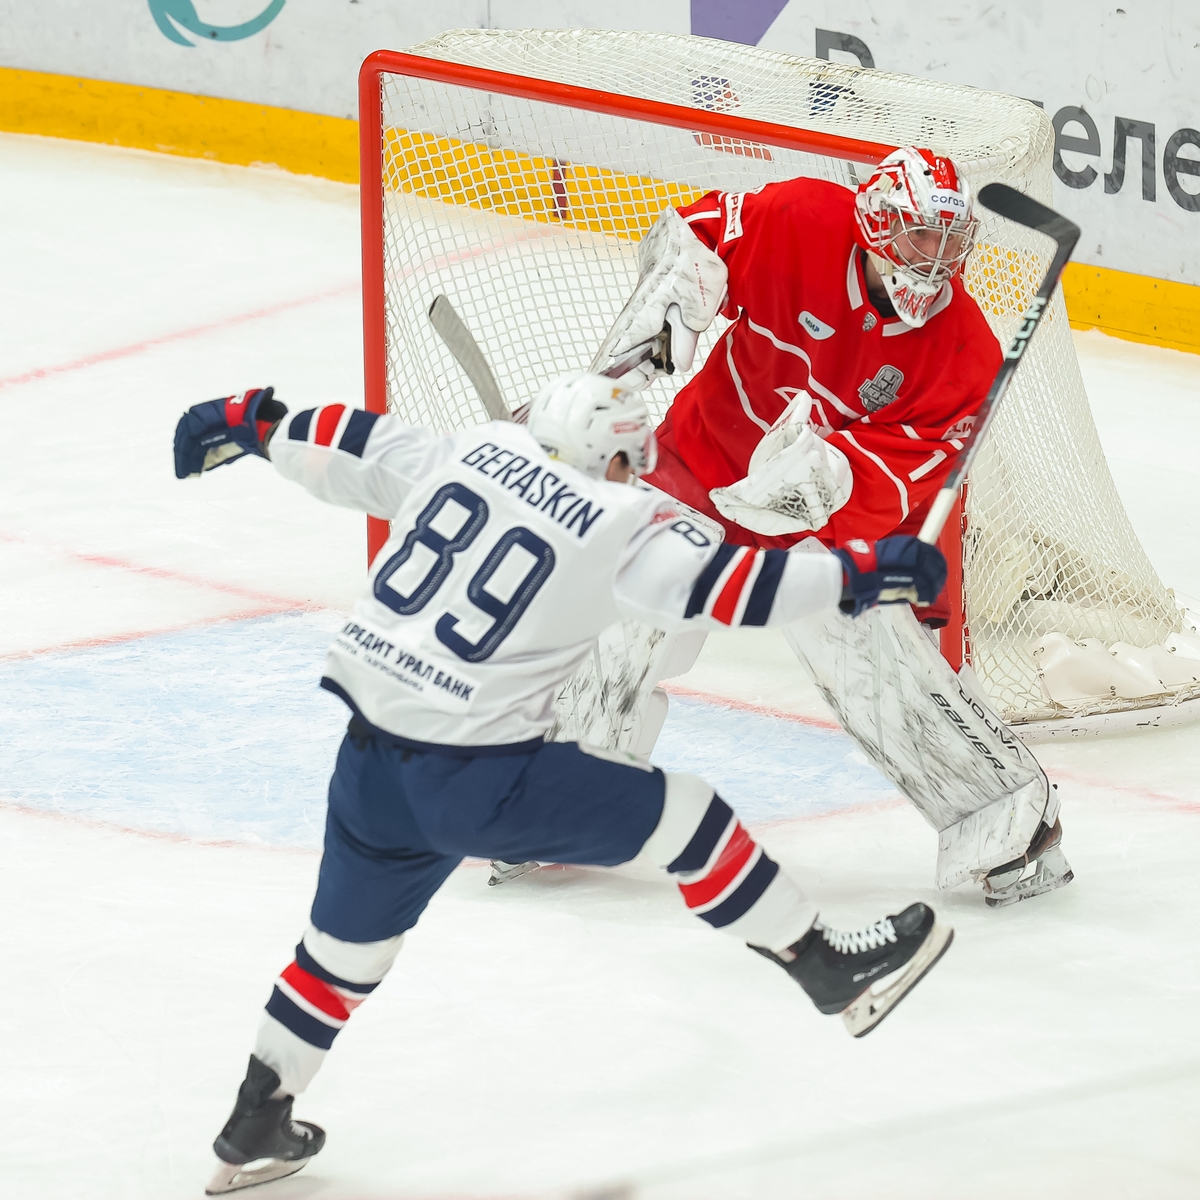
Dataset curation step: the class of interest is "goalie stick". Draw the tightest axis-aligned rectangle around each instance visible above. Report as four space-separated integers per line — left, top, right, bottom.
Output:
918 183 1081 544
427 295 511 422
427 294 660 425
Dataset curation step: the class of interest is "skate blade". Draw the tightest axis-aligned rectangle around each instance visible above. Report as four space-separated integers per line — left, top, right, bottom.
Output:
841 921 954 1038
205 1156 308 1195
985 846 1075 908
487 860 540 886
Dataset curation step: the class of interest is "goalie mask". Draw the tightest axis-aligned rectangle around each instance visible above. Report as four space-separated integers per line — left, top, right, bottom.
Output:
854 147 979 329
527 371 658 480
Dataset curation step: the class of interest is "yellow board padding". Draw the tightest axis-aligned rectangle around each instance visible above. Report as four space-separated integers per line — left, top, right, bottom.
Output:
1062 262 1200 355
0 65 359 183
3 64 1198 353
384 128 703 241
965 243 1046 319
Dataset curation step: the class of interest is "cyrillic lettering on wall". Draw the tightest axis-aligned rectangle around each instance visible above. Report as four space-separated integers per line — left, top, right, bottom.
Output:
1105 117 1156 201
1052 106 1101 189
1163 129 1200 213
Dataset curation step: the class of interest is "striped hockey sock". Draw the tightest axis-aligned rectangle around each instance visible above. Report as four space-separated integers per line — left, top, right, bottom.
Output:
664 791 817 952
253 925 403 1096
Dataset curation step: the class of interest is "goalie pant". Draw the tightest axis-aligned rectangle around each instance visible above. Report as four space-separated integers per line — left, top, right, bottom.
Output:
250 724 815 1096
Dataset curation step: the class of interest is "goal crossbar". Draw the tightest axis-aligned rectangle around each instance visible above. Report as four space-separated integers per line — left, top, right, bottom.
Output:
359 49 894 561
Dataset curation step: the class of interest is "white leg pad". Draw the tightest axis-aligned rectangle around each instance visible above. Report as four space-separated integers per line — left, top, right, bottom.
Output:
551 621 702 756
640 772 715 867
936 776 1052 890
785 602 1053 883
303 923 405 985
631 687 670 759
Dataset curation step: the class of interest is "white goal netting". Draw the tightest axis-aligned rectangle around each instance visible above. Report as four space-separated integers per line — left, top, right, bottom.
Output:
369 27 1184 724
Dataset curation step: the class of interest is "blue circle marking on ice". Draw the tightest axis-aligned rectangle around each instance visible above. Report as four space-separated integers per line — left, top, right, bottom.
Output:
149 0 286 48
0 613 893 847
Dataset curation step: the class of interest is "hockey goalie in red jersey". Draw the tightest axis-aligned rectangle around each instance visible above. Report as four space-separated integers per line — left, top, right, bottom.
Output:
598 146 999 610
576 147 1074 909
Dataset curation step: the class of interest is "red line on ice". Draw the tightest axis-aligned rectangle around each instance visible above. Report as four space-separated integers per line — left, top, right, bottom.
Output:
1046 766 1200 814
0 531 325 659
0 281 358 391
0 529 320 608
0 798 318 855
661 680 843 732
0 604 309 662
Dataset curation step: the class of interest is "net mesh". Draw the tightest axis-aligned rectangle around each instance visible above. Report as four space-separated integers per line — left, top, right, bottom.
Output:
373 27 1181 723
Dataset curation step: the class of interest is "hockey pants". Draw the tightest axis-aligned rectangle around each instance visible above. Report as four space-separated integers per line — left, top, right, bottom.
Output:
250 719 816 1095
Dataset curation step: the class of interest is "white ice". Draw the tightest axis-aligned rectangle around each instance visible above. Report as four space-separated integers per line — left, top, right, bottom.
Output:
1 133 1199 1200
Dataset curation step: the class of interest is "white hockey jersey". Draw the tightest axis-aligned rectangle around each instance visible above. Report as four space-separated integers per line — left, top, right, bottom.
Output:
271 406 843 750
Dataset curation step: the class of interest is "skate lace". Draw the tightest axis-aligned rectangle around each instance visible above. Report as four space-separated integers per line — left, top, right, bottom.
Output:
822 917 897 955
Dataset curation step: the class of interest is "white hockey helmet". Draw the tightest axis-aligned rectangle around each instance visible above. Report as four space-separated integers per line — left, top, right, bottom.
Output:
853 146 979 328
527 371 658 479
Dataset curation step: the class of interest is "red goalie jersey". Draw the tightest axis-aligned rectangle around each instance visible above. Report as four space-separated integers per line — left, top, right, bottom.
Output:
643 178 1001 551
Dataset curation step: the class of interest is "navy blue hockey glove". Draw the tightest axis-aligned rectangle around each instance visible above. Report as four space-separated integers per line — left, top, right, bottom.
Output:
174 387 288 479
832 535 947 617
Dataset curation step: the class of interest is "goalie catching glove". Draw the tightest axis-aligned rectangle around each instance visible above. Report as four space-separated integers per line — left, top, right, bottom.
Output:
710 391 853 535
590 206 727 389
174 387 288 478
833 536 947 615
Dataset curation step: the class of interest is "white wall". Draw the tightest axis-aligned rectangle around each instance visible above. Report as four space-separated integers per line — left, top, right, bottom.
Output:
1 1 1195 283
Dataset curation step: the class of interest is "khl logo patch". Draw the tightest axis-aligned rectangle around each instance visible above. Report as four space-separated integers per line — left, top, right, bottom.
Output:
858 365 905 411
149 0 286 47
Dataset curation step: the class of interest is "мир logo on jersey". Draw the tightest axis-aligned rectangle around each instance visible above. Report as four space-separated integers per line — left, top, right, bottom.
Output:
858 365 905 411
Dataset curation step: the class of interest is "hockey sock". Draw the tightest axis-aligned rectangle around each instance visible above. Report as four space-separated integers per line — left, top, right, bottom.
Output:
253 924 404 1096
642 773 817 953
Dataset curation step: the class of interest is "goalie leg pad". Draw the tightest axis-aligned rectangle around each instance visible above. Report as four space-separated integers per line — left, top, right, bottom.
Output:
784 603 1055 888
550 621 705 756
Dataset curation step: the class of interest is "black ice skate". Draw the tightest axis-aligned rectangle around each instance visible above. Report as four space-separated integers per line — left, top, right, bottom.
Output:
206 1055 325 1195
752 903 953 1037
982 818 1074 908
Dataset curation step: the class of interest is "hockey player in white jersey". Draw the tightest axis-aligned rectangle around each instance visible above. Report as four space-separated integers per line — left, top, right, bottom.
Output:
174 374 952 1194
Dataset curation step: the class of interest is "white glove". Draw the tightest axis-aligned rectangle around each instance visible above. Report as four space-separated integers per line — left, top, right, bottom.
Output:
709 393 853 535
590 206 728 390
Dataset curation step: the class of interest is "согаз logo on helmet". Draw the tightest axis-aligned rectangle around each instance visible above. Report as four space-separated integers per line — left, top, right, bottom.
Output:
149 0 286 47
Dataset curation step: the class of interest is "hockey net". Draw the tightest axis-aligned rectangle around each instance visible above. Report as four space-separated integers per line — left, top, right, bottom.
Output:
360 28 1186 726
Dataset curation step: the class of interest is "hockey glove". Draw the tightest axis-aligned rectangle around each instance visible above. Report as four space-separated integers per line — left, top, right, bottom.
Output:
174 387 288 479
832 535 947 616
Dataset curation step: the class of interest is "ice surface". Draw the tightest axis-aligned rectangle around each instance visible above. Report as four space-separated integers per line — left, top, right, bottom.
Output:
1 133 1198 1199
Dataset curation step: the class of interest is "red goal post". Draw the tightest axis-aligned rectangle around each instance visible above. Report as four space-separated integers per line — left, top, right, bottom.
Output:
357 48 971 670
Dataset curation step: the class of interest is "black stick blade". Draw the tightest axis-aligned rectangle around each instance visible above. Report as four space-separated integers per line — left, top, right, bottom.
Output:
978 183 1080 252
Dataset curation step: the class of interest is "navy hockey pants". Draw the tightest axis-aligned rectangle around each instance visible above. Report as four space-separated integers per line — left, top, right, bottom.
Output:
310 725 666 943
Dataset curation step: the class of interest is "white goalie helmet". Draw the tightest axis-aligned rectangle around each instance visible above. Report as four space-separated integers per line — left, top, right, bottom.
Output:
854 146 979 328
526 371 658 480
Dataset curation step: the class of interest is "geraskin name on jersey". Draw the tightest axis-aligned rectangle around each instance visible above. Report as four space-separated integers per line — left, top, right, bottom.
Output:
462 442 606 538
334 619 479 711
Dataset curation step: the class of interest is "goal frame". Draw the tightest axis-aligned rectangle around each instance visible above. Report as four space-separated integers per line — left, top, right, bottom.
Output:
357 48 969 670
